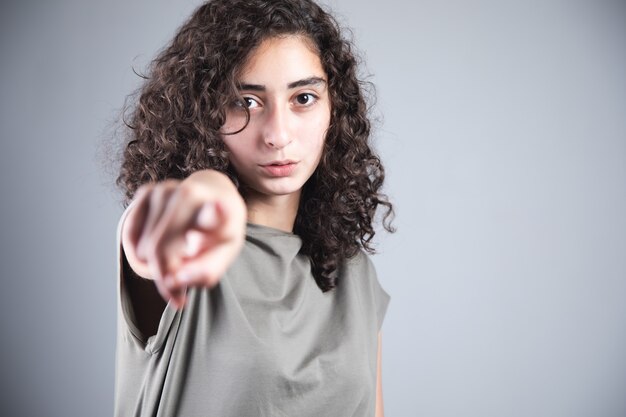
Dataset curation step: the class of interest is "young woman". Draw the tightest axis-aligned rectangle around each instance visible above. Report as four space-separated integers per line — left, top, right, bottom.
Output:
115 0 394 415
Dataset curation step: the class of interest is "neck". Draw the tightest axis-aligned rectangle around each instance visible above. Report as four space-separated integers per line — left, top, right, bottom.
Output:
244 190 301 233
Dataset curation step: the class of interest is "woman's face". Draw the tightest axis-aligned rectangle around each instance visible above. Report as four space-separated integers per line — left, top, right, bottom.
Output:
220 35 331 201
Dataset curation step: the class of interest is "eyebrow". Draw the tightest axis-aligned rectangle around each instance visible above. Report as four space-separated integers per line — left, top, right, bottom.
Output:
237 76 327 91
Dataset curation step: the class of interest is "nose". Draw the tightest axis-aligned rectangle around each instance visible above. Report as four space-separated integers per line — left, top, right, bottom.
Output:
262 105 292 149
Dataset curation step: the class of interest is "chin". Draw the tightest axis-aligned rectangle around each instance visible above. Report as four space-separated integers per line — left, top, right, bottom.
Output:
259 179 307 196
264 186 303 196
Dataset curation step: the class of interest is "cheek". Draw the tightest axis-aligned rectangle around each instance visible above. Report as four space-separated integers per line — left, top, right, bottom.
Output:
309 116 330 154
220 136 243 165
221 125 255 155
221 110 250 135
224 142 245 163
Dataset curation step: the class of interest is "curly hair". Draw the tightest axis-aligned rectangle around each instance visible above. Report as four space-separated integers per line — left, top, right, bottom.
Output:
117 0 394 292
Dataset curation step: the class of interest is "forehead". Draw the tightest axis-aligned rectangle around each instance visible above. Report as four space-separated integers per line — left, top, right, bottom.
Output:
238 35 326 83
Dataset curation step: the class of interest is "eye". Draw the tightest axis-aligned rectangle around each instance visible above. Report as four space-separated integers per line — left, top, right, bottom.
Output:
294 93 317 106
235 97 260 109
243 97 260 109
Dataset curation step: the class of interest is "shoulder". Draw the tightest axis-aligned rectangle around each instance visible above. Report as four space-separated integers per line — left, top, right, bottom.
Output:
343 249 377 275
340 249 379 295
341 249 391 331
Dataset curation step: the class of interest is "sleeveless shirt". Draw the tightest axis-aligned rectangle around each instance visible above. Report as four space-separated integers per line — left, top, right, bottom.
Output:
114 213 390 417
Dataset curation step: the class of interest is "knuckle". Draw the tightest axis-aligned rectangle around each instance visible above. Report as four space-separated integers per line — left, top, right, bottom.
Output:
135 183 154 198
162 179 181 188
150 184 167 203
175 182 200 202
142 237 161 260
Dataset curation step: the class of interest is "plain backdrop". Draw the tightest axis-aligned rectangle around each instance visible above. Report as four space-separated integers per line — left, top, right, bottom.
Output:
1 1 625 416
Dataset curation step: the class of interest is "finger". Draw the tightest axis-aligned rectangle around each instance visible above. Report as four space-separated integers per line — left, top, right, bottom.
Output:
152 273 187 310
183 229 219 258
169 198 246 291
194 201 219 231
214 196 247 244
124 184 154 252
180 202 220 259
146 189 208 280
162 274 188 309
170 237 243 291
137 180 185 279
137 182 179 270
152 273 173 303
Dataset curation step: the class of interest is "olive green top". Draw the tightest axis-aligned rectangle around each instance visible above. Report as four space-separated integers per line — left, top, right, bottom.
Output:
114 220 390 417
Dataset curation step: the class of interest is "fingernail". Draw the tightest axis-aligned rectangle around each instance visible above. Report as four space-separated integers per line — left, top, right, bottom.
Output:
177 271 193 283
196 202 217 229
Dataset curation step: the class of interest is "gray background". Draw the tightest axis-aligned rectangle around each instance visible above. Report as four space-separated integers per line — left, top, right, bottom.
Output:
1 0 625 416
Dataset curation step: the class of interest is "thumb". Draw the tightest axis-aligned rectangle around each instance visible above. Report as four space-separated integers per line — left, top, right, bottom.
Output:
193 201 221 231
183 201 225 258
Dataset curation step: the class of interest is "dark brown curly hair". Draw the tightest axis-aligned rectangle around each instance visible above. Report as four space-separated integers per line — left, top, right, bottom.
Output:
117 0 394 292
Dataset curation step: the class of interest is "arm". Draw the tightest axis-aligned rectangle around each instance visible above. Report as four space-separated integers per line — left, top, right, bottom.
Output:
121 169 246 308
375 331 385 417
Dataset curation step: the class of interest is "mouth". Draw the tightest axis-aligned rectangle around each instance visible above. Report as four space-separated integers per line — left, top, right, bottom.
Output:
260 160 298 177
262 160 297 167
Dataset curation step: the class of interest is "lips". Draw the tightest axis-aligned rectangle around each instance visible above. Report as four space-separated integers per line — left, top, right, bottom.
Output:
263 159 296 166
260 160 298 177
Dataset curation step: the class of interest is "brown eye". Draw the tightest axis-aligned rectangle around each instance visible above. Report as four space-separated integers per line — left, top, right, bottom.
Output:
234 97 260 109
295 93 316 106
243 97 260 108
